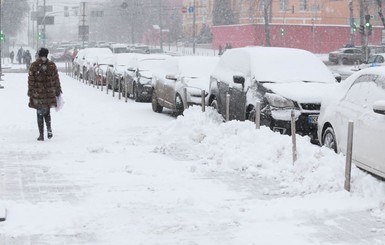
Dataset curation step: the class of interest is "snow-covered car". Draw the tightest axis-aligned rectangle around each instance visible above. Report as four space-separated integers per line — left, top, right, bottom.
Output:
105 53 141 91
353 53 385 71
88 54 114 86
73 48 113 79
123 54 170 102
152 56 220 115
209 47 339 141
318 67 385 178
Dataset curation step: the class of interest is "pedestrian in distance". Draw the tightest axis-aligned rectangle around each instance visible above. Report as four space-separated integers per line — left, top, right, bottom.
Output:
17 46 23 64
27 48 62 141
9 51 14 63
24 50 32 69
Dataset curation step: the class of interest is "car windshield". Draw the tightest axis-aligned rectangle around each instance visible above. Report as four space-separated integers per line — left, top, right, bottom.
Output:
138 59 165 71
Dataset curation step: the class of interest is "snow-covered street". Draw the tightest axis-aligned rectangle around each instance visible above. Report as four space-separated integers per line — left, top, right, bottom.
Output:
0 71 385 244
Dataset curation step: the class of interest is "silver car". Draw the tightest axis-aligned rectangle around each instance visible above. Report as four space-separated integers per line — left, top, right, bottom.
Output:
151 56 219 116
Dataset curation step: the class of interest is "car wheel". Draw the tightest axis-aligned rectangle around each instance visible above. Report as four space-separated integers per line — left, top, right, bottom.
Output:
322 127 338 153
175 94 184 116
152 90 163 113
247 107 256 122
342 58 348 65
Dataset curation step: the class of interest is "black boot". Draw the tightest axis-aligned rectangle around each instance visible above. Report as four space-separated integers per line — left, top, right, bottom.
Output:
37 114 44 141
44 110 53 139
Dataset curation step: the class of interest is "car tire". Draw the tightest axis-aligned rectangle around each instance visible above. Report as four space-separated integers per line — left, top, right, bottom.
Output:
322 127 338 153
342 58 348 65
152 90 163 113
175 94 184 116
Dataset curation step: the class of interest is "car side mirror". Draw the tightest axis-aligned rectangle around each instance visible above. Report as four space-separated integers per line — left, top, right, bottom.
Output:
333 72 341 83
373 101 385 115
165 74 177 81
233 75 245 85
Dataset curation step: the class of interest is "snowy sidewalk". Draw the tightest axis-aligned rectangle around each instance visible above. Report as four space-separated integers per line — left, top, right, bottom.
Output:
0 72 385 244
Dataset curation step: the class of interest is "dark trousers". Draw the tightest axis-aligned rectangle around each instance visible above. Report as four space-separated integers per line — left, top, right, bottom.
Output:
37 108 51 136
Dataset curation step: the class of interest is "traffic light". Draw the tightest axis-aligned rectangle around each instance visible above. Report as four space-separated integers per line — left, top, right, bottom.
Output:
280 27 285 36
364 14 372 35
38 32 44 40
367 23 373 35
0 31 4 42
352 23 357 33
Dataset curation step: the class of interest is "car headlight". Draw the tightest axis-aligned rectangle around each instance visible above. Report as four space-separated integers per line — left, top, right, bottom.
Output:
265 93 295 108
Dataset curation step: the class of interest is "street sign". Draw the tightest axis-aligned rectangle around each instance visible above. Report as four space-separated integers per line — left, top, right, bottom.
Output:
38 5 53 13
188 6 194 13
37 16 54 25
181 6 187 13
79 25 89 41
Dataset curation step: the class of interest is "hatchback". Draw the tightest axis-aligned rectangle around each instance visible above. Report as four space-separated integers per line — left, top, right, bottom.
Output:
318 67 385 178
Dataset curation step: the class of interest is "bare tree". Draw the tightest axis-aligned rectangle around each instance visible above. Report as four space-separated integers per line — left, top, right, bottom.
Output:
2 0 29 37
376 0 385 28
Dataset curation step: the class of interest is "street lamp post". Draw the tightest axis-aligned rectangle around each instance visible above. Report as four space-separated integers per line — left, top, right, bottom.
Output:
0 0 4 88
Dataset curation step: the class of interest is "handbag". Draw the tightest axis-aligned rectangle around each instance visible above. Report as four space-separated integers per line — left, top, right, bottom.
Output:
55 93 65 112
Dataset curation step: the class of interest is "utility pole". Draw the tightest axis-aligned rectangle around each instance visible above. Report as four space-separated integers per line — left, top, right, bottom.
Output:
159 0 163 51
81 2 86 48
0 0 3 87
192 0 196 54
43 0 46 47
349 0 354 46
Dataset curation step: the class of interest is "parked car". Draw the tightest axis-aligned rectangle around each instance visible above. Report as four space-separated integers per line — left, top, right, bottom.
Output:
354 53 385 71
328 47 365 65
109 43 128 53
318 67 385 178
152 56 220 116
88 54 114 85
73 48 112 79
209 47 339 141
123 54 170 102
105 53 140 91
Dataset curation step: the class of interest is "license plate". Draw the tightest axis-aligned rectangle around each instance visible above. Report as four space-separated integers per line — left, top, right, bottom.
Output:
308 115 318 124
142 91 148 95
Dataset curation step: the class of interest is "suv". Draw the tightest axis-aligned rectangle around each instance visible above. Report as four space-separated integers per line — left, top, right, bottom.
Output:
328 47 365 65
209 47 338 141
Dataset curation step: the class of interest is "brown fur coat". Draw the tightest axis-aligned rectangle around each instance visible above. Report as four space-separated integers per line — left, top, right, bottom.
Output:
27 58 62 109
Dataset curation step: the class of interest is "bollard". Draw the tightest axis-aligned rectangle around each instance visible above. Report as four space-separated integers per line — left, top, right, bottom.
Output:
82 67 85 83
344 121 354 192
255 101 261 129
106 73 109 95
96 69 100 89
226 93 230 122
291 110 297 164
183 87 188 110
118 76 121 100
201 90 205 112
125 76 128 103
112 73 116 97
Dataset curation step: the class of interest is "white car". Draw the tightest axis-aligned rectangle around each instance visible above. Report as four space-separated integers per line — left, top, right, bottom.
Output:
73 48 112 79
105 53 141 91
152 56 220 115
209 47 339 141
318 67 385 178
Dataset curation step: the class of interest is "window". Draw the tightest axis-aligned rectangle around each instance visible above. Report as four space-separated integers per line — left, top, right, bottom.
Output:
280 0 288 11
345 74 378 105
300 0 308 11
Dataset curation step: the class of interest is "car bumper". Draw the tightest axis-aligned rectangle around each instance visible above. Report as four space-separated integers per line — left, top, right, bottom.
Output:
267 113 319 141
137 84 153 100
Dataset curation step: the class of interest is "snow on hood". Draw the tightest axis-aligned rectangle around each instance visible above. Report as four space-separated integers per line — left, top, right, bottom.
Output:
263 82 338 103
245 47 336 83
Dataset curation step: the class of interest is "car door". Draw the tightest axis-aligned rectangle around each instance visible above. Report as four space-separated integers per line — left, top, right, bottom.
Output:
354 76 385 175
334 74 376 154
216 51 248 121
162 59 179 108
